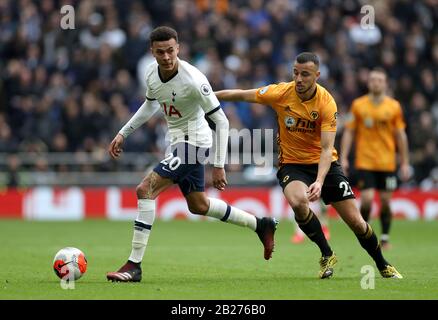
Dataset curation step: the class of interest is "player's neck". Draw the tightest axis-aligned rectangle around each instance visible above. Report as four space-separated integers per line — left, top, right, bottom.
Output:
296 84 317 102
369 93 385 105
158 61 179 82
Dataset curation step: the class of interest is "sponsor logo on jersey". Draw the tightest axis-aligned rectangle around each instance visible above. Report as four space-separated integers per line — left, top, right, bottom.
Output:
364 117 374 128
284 117 316 133
284 116 296 127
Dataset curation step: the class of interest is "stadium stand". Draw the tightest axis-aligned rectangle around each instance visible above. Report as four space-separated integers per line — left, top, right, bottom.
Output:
0 0 436 187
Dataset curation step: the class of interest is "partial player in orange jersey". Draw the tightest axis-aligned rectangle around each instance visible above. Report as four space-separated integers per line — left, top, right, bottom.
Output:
215 52 402 279
340 68 411 250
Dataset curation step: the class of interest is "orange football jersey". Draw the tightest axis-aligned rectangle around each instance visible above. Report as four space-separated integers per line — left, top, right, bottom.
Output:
255 82 338 165
345 95 406 171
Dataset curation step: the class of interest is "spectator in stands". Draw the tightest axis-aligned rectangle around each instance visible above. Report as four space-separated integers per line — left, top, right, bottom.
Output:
0 0 435 185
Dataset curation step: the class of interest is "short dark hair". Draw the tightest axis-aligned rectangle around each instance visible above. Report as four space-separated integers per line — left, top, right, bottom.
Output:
149 26 178 45
370 67 387 76
295 52 319 67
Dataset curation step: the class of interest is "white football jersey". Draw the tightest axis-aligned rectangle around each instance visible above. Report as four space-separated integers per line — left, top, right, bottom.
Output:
144 58 220 148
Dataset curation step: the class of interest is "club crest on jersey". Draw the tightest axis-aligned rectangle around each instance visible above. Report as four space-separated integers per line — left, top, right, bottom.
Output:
200 84 211 96
334 112 338 119
284 116 296 127
310 111 319 120
259 86 269 95
172 90 176 102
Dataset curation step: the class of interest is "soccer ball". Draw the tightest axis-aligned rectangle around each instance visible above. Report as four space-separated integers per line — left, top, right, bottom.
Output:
53 247 87 281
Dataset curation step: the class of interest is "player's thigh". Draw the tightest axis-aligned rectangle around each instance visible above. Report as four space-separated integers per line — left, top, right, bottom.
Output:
283 180 310 208
137 171 173 199
277 164 313 214
331 198 367 234
320 162 356 204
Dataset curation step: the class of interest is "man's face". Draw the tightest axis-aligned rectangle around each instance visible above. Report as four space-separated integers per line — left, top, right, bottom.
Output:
368 71 387 95
293 62 320 94
151 38 179 71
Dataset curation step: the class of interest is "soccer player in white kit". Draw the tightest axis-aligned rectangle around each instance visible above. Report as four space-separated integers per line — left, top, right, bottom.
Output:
106 27 278 282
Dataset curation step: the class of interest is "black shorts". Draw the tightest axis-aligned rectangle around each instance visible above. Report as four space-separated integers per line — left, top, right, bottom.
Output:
153 143 209 196
277 161 356 205
356 170 397 191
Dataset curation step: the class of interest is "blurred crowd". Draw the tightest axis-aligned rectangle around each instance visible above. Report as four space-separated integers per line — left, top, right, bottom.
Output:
0 0 437 187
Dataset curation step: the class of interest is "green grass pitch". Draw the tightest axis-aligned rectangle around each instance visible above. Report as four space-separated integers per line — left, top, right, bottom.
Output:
1 219 437 300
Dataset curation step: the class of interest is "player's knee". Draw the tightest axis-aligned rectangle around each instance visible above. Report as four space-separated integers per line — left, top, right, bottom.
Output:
291 199 310 220
187 197 209 215
136 179 156 200
136 182 148 199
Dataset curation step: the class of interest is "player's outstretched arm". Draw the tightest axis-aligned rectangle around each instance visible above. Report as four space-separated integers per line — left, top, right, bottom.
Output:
109 99 160 160
215 89 258 103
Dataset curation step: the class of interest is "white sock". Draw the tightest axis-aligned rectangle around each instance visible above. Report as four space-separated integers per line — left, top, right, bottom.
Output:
128 199 155 263
206 198 257 231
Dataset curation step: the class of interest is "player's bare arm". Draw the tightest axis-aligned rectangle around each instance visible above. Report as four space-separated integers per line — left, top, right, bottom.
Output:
214 89 258 103
340 127 354 176
308 131 336 202
396 128 410 181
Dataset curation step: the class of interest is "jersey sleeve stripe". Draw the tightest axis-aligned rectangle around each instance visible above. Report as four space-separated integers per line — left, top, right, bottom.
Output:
205 106 221 116
146 96 156 101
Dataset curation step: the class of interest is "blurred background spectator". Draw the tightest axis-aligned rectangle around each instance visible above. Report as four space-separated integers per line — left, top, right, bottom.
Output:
0 0 436 187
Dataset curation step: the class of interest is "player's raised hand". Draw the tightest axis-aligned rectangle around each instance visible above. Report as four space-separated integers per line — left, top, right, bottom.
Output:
212 167 228 191
307 181 322 202
109 133 125 159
